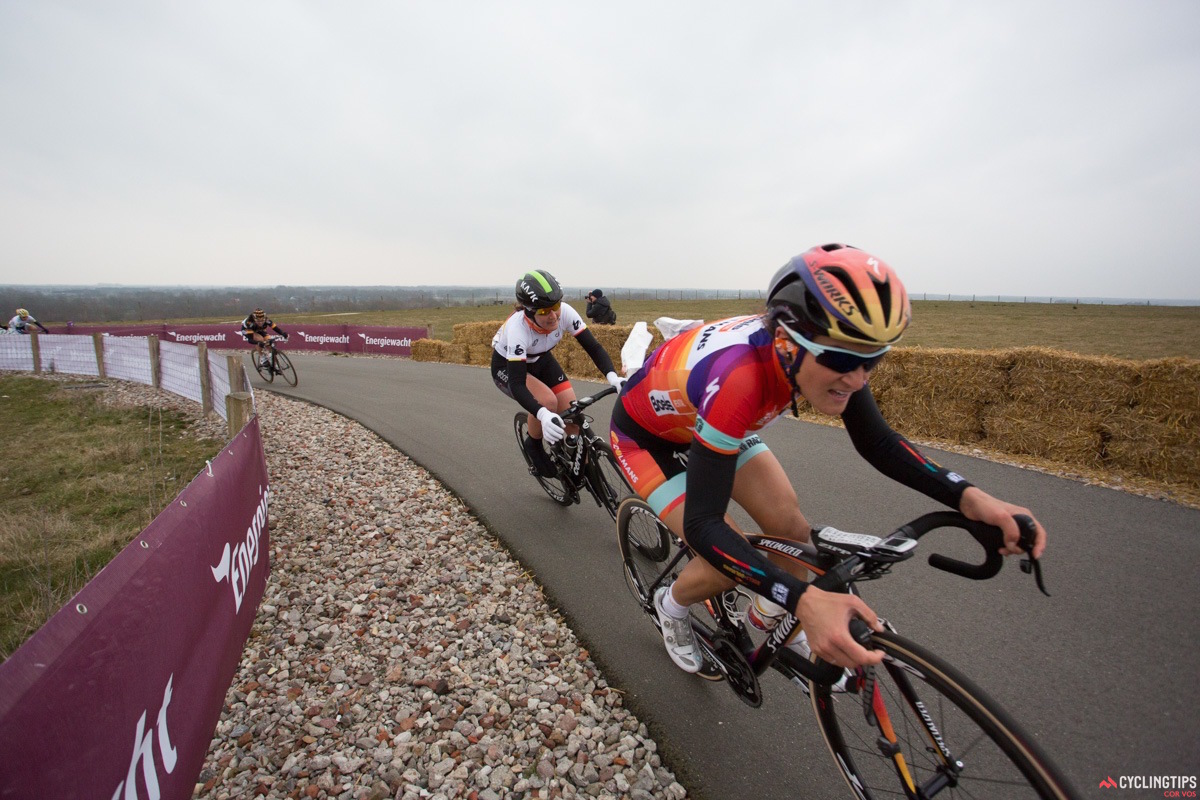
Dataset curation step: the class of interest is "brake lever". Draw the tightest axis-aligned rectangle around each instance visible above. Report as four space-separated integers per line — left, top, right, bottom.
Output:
1014 514 1051 597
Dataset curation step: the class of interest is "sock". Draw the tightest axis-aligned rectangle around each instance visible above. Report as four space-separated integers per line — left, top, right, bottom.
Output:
661 583 690 619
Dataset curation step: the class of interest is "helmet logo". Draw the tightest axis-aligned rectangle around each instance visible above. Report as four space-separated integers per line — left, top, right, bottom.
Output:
814 269 857 318
867 257 882 277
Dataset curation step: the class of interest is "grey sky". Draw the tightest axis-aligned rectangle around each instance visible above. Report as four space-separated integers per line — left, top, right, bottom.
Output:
2 1 1198 298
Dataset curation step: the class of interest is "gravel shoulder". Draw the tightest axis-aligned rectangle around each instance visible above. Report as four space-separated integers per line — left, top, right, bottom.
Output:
192 390 686 800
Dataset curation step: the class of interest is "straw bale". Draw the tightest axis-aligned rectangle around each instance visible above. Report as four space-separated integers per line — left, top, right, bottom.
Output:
1100 407 1200 488
410 339 441 362
980 402 1104 466
1129 358 1200 428
868 348 1014 443
454 321 502 347
440 343 469 365
1004 347 1136 411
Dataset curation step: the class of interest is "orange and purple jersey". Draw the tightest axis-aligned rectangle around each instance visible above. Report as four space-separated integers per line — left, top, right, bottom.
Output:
620 315 793 453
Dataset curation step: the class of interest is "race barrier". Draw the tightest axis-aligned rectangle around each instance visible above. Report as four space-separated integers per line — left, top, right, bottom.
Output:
0 417 270 800
0 333 241 421
43 323 431 357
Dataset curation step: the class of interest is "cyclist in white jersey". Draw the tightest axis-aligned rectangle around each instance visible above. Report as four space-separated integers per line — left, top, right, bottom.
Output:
492 270 625 477
5 309 49 334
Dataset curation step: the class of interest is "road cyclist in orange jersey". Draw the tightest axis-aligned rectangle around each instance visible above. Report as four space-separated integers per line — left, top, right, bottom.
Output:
492 269 626 478
609 243 1048 677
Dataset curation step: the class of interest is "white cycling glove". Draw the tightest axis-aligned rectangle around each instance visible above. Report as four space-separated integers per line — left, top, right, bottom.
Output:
606 371 626 391
535 407 567 445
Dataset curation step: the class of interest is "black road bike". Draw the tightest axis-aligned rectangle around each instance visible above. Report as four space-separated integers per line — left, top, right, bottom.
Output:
513 386 632 519
617 498 1078 799
251 336 297 387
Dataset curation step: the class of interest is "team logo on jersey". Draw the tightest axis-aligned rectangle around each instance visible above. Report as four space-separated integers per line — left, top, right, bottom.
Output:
649 389 686 416
514 344 524 356
572 319 581 332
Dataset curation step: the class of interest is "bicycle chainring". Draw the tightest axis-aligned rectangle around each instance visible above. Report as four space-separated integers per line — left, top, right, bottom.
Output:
700 631 761 707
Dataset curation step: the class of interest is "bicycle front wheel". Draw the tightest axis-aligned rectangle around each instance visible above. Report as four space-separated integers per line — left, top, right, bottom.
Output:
583 438 632 520
274 352 298 387
252 352 273 383
810 631 1076 799
513 413 572 506
615 498 677 608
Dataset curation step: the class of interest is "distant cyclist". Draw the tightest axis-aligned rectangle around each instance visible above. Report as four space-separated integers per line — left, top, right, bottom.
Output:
5 309 49 335
492 270 625 477
240 308 288 368
609 243 1048 675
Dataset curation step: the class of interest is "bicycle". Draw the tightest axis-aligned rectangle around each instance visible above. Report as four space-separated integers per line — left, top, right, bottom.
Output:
250 335 298 387
616 498 1077 799
513 386 632 519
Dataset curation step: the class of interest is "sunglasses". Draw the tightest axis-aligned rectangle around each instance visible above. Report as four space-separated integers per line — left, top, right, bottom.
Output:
533 302 561 316
783 325 889 373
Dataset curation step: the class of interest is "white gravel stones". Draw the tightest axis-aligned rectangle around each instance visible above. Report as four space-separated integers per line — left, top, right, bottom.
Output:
189 390 688 800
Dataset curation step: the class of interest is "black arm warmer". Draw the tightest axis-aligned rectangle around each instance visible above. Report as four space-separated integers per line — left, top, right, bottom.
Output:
504 359 546 417
842 388 973 508
682 441 810 611
576 329 616 376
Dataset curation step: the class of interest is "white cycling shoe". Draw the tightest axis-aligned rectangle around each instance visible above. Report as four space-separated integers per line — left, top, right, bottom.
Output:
653 587 702 674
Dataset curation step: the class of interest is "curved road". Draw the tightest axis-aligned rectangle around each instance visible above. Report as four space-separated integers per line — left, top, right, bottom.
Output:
252 355 1199 798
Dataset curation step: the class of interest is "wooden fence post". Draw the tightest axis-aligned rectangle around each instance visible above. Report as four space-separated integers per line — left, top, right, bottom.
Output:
225 392 254 437
148 336 161 388
197 342 212 416
226 354 247 394
30 333 41 374
93 333 107 379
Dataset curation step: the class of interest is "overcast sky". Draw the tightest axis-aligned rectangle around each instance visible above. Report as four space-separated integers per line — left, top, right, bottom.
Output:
2 1 1198 298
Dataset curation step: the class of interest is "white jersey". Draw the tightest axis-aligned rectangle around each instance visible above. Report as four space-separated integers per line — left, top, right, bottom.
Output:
492 304 587 362
6 315 37 333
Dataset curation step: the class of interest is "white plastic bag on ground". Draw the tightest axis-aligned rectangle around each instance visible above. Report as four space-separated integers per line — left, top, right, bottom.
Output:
654 317 704 340
620 321 654 375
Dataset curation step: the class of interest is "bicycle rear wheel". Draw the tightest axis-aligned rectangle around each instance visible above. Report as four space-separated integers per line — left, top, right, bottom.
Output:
252 352 273 383
810 631 1076 799
583 437 632 520
513 412 572 506
274 352 298 387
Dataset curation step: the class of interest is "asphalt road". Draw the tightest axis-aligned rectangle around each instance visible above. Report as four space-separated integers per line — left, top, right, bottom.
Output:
251 354 1200 798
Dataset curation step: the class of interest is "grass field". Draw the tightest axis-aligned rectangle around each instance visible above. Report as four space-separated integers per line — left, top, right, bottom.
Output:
163 299 1199 361
0 376 225 659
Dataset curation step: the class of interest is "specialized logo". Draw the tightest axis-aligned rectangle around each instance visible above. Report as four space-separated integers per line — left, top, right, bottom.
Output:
815 269 858 319
211 484 270 613
867 256 882 277
704 378 720 408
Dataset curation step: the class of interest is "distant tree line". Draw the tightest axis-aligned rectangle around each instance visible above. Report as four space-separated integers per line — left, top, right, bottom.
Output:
0 285 765 323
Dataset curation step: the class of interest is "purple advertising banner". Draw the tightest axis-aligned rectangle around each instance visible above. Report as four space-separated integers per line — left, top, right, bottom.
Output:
0 418 271 800
46 324 431 357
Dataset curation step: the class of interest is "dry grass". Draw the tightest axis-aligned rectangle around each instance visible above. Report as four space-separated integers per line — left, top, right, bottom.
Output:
0 376 225 659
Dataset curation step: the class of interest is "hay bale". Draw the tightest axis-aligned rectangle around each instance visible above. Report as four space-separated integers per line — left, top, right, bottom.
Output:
980 401 1105 466
410 339 441 362
1130 358 1200 428
1101 407 1200 489
454 321 503 346
869 348 1013 443
1005 347 1136 412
